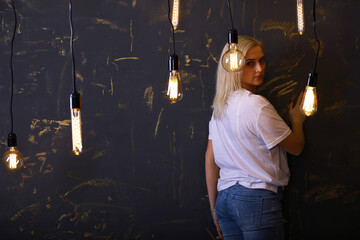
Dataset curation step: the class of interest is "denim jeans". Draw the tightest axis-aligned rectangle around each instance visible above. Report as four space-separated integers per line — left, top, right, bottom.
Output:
215 183 285 240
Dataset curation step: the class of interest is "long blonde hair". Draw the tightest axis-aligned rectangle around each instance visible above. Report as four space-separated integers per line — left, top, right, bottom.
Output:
212 35 263 119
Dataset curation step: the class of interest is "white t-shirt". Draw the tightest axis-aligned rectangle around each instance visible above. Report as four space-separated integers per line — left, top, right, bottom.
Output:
209 89 291 193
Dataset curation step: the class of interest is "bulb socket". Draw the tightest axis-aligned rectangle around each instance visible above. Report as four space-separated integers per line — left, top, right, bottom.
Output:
169 54 179 71
228 29 238 44
307 72 317 87
70 92 81 109
7 133 17 147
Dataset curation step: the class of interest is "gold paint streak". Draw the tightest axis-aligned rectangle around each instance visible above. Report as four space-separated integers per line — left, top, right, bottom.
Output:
143 86 154 111
132 0 137 7
63 178 117 197
189 122 195 140
119 1 128 7
91 82 106 88
38 126 51 137
91 151 105 160
205 227 217 240
205 33 218 63
304 184 347 203
259 20 296 37
118 102 128 109
110 76 114 95
154 107 164 138
206 9 211 20
277 82 298 96
269 80 296 95
106 56 110 66
130 19 134 52
75 72 84 82
310 38 324 57
93 64 97 79
95 18 127 31
11 203 40 221
257 74 292 91
192 58 202 62
32 187 37 195
185 55 190 66
113 56 140 61
28 134 37 144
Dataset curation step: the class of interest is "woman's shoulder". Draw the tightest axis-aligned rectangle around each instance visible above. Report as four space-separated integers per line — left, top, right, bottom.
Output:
234 89 271 107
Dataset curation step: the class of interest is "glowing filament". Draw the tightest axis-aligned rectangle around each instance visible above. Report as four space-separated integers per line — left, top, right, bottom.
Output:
71 108 82 155
230 52 239 71
172 0 180 30
297 0 304 35
7 152 19 169
166 70 183 103
300 86 317 116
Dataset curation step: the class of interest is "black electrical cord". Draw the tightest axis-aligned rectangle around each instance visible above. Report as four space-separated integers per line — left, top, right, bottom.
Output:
9 0 17 135
227 0 234 29
312 0 320 73
167 0 176 55
69 0 76 92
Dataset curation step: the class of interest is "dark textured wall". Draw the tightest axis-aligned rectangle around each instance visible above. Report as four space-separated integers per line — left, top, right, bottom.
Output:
0 0 359 239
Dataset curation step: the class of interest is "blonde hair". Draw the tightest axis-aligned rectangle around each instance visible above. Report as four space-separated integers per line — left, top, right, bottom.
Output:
212 35 263 119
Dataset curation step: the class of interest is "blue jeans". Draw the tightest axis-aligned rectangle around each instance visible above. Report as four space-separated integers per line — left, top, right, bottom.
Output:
215 183 285 240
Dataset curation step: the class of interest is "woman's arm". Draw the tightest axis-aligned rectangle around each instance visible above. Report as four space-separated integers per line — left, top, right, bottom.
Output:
205 140 223 239
279 92 307 156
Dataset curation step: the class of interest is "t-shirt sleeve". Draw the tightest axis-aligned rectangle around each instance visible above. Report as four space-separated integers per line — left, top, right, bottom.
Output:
256 103 291 149
208 114 214 140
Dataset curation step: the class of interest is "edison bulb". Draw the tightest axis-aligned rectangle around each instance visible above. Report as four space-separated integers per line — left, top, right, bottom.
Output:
297 0 305 35
172 0 180 30
166 70 183 103
2 146 23 172
71 108 82 155
300 86 317 116
222 43 245 72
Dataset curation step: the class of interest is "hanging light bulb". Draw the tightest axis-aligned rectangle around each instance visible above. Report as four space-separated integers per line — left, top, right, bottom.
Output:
297 0 305 35
70 92 83 155
300 72 317 116
166 54 183 103
172 0 180 30
2 133 23 172
2 0 24 172
222 29 245 72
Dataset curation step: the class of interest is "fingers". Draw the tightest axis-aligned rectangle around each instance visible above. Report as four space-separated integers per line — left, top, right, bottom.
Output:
296 91 304 106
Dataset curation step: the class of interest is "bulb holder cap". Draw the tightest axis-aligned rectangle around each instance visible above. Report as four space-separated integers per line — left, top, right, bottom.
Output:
169 54 179 71
70 92 81 109
307 72 317 87
7 133 17 147
228 29 238 44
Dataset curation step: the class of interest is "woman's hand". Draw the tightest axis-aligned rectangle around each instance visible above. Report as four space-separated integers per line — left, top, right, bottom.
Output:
288 92 307 126
211 209 223 240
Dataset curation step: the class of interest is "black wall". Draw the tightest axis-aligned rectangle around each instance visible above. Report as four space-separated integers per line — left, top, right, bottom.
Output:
0 0 359 239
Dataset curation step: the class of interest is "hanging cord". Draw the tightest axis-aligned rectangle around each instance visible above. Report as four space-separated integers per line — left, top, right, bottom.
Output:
167 0 176 55
69 0 76 92
9 0 17 134
312 0 320 73
227 0 234 29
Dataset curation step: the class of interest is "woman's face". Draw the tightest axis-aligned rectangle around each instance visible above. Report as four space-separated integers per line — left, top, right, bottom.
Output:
241 45 265 93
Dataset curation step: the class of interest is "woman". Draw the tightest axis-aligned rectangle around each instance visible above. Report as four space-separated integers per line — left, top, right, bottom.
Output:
205 36 306 240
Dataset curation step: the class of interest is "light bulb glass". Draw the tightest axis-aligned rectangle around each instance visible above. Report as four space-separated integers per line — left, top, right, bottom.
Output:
172 0 180 30
297 0 305 35
300 86 317 116
2 146 23 172
71 108 83 155
166 70 183 103
222 43 245 72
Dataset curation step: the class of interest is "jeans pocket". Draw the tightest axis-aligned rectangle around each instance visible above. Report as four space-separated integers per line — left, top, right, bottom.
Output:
230 195 263 231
